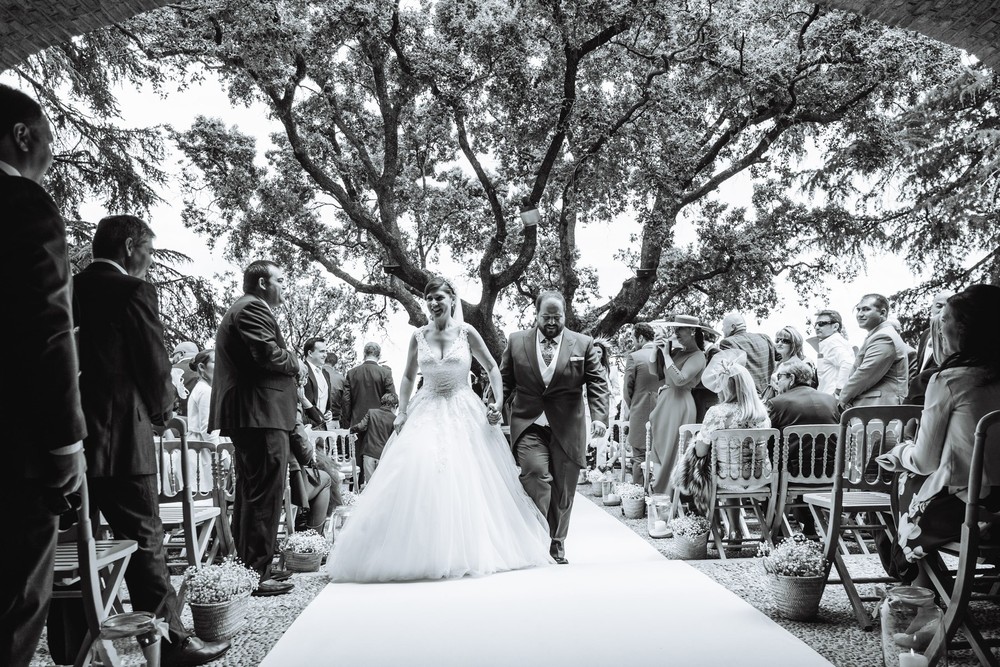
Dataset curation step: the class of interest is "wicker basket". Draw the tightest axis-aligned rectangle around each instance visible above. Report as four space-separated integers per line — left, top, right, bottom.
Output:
621 496 645 519
189 594 250 641
283 550 323 572
674 532 709 560
771 574 826 621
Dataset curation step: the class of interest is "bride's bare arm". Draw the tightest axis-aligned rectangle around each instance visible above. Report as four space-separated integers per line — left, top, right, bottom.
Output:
394 331 420 431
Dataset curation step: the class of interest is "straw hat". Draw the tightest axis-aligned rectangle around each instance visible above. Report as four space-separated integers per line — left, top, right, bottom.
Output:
649 314 722 339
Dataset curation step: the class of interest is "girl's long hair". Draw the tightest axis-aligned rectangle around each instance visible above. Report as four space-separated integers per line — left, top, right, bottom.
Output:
936 285 1000 384
719 365 768 424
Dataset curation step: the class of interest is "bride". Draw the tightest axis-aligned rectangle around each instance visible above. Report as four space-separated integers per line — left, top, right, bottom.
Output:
326 277 553 582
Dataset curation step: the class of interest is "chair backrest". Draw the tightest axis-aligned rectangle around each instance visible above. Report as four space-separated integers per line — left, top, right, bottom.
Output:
964 411 1000 522
678 423 702 457
835 405 924 492
709 428 780 491
312 429 357 463
779 424 840 485
216 441 236 504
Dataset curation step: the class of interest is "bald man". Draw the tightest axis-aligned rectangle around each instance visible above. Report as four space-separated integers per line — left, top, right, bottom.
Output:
905 290 955 404
719 313 777 396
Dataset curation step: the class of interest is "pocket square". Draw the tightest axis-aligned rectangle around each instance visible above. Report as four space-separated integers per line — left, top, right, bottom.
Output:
570 356 585 361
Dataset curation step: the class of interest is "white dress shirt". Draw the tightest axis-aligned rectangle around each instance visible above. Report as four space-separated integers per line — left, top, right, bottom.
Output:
533 330 564 426
308 360 330 414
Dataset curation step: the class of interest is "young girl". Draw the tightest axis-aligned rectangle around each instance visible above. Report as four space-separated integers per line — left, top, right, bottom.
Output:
672 349 771 534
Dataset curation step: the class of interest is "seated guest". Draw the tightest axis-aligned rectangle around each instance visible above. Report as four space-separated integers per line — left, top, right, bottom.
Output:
763 325 818 400
766 358 841 534
187 349 220 444
673 350 771 540
876 285 1000 583
350 392 399 483
289 416 334 534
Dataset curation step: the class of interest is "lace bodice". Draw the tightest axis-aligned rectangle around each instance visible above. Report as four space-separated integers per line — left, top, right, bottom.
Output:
417 325 472 397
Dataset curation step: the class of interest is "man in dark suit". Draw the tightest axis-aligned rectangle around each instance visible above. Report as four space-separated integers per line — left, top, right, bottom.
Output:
72 215 229 665
340 342 396 485
302 337 333 428
720 312 778 396
766 358 841 534
622 323 662 486
0 84 87 667
499 291 609 564
209 260 304 596
323 350 346 423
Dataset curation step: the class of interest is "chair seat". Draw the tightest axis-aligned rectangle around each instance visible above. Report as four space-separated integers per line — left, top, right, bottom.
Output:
54 539 138 580
802 490 890 510
159 505 221 527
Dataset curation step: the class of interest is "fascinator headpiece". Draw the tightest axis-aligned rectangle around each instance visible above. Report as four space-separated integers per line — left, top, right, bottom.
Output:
701 348 748 394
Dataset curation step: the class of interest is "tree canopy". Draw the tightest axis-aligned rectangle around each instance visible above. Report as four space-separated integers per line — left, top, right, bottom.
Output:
6 0 998 356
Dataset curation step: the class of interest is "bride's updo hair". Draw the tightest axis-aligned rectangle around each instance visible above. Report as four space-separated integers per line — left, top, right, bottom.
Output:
424 276 457 314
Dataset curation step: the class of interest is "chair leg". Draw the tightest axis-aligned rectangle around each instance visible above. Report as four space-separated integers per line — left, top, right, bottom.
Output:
832 550 874 630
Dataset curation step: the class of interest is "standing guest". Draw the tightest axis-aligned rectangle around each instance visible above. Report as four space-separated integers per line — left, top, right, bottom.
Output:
813 309 855 398
647 315 710 495
210 259 305 597
186 349 220 444
323 350 347 423
763 325 818 399
169 341 200 416
302 337 333 429
906 291 955 405
876 285 1000 583
839 293 909 409
70 215 229 665
501 290 609 564
341 342 396 486
719 312 778 397
673 350 770 539
766 358 841 535
0 84 87 667
350 392 399 483
622 323 662 485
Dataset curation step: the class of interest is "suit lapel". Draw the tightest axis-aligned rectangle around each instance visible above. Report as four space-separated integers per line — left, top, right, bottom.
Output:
523 328 545 387
552 331 575 381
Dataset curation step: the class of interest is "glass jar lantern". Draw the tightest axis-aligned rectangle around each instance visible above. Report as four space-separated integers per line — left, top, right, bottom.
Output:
880 586 945 667
601 478 621 506
646 494 672 538
87 611 164 666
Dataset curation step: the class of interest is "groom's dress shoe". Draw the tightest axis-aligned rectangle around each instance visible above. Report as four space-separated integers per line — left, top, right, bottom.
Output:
553 556 569 565
269 568 293 581
252 580 294 597
162 635 231 666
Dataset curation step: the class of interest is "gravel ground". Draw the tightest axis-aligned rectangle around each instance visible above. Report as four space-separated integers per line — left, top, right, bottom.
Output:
30 489 997 666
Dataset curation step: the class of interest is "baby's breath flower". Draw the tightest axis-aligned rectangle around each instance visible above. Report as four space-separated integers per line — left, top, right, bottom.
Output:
670 514 710 538
183 556 260 605
281 529 330 556
758 533 826 577
614 482 645 500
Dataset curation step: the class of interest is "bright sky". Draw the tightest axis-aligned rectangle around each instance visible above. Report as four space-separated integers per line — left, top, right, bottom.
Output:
3 70 925 384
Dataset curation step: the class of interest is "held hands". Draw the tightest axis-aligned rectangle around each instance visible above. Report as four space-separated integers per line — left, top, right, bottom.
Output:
486 402 502 425
393 411 407 434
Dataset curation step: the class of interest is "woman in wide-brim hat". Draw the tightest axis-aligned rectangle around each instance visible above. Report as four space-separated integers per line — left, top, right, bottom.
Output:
643 314 711 495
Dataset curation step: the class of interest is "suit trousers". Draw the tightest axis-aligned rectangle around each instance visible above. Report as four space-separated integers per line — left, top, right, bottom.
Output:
0 478 58 667
515 424 580 558
88 474 188 643
230 428 289 578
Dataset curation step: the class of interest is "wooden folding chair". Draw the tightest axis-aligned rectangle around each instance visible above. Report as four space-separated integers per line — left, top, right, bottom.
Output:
921 410 1000 667
52 475 138 667
156 419 222 596
312 429 360 491
706 427 780 558
185 439 234 559
772 424 839 539
803 405 923 629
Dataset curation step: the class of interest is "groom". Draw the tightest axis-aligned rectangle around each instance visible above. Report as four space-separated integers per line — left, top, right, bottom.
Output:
498 291 609 564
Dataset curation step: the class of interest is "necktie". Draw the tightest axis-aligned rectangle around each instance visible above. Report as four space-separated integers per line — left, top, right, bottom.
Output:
541 337 556 366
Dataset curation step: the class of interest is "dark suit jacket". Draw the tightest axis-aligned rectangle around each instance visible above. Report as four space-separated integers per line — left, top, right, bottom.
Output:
351 407 396 459
323 364 346 418
906 328 937 404
622 344 662 449
209 294 299 433
1 172 86 479
303 363 332 425
766 385 840 477
500 327 610 467
73 262 173 477
340 360 396 429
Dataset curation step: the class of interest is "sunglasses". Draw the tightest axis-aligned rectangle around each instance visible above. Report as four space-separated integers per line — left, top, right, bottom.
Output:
775 337 792 344
776 372 792 380
814 321 834 327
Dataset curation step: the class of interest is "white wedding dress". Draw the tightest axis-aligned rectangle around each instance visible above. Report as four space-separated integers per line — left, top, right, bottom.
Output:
326 324 553 582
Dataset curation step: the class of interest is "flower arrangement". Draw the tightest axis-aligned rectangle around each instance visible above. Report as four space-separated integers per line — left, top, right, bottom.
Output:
615 482 645 500
281 529 330 556
342 490 359 506
586 469 604 484
184 556 259 605
670 514 710 538
757 533 826 577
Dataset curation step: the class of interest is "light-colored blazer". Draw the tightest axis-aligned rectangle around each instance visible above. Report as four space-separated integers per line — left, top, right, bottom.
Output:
840 321 908 407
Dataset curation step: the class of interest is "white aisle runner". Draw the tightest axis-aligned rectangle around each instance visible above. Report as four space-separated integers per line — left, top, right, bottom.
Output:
262 496 831 666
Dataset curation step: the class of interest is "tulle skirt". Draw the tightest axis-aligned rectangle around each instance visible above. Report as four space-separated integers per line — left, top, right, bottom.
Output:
326 386 553 582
